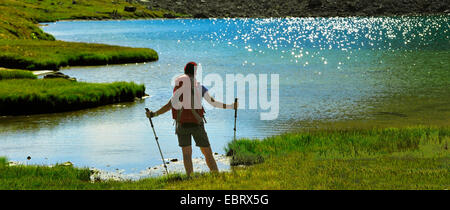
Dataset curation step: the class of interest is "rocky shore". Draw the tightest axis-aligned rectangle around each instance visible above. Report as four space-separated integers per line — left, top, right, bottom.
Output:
90 153 231 181
139 0 450 18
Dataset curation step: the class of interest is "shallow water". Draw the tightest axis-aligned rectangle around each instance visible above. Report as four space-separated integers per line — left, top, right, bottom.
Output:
1 17 449 177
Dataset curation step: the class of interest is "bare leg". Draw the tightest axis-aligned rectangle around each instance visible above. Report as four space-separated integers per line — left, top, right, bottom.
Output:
182 146 193 177
200 146 219 172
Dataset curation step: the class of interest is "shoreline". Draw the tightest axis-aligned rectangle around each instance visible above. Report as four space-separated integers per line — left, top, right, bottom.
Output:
7 153 232 182
40 13 450 23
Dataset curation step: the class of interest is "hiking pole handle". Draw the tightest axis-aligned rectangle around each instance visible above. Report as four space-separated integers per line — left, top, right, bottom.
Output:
145 108 155 128
145 108 159 141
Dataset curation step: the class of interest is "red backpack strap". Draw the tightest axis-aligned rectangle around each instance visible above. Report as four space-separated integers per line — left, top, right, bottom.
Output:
189 76 204 124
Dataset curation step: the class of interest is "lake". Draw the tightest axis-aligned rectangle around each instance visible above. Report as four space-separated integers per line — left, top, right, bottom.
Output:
0 17 448 177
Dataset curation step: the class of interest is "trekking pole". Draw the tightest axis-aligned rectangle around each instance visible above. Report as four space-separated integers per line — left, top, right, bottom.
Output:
233 98 238 141
145 108 169 175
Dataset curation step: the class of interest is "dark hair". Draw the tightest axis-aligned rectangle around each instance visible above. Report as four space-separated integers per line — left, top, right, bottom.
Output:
184 62 197 76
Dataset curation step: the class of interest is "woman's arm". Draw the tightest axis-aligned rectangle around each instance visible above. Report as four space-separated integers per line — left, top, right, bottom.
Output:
204 92 238 109
146 99 172 118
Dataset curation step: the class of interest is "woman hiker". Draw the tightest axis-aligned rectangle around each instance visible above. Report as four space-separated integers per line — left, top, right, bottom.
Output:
145 62 238 177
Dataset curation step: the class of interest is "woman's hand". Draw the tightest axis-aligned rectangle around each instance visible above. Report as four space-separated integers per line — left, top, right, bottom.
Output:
146 110 155 118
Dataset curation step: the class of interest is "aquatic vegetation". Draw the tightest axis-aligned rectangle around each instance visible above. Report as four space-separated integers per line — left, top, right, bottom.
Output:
0 79 146 115
0 40 158 70
0 68 37 80
226 126 449 165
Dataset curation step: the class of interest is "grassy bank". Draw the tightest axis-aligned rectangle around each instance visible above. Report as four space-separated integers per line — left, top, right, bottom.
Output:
0 0 181 40
0 40 158 70
0 157 94 190
0 78 145 115
0 68 37 80
1 126 448 189
0 0 167 70
226 126 449 166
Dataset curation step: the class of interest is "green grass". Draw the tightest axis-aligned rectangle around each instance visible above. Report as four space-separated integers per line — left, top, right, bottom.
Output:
0 0 166 70
167 153 449 190
0 78 145 115
0 156 183 190
0 39 158 70
1 126 448 189
225 126 449 165
0 0 183 40
0 157 94 190
168 126 450 190
0 68 37 80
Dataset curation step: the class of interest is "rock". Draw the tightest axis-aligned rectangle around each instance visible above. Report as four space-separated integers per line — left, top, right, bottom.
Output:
226 149 234 156
94 176 101 182
72 0 76 4
375 3 385 14
124 6 137 12
137 0 450 17
163 13 176 18
43 72 76 81
27 156 31 160
194 13 209 18
170 158 178 162
8 161 19 166
308 0 322 9
62 161 73 166
44 72 69 79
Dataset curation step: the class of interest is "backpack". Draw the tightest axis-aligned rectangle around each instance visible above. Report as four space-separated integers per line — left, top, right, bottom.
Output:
171 74 205 125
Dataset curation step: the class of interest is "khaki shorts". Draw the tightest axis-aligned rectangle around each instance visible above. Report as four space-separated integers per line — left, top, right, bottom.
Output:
176 123 210 147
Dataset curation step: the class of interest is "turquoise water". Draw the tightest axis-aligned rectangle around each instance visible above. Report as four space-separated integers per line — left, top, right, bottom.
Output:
0 17 448 174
